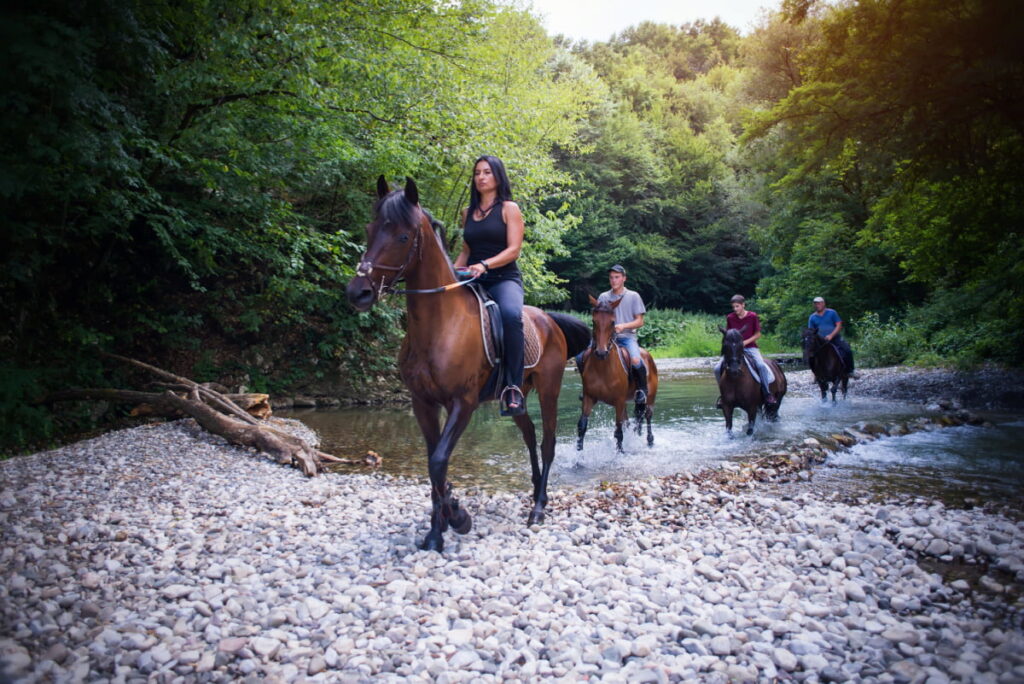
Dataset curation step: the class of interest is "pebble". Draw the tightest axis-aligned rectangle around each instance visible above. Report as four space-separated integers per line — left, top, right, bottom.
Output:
0 419 1020 682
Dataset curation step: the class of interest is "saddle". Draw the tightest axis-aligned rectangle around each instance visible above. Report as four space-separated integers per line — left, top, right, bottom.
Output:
580 341 634 377
466 283 541 369
743 355 775 384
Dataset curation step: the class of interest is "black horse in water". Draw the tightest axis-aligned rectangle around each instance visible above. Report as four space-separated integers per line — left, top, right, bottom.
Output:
802 328 849 402
718 329 787 435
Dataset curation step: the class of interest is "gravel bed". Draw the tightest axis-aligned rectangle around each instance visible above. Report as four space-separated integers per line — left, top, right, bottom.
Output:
2 419 1023 683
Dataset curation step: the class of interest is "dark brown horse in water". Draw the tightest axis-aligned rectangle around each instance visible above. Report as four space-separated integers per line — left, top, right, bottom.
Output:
718 328 787 435
577 295 658 451
345 177 590 552
802 328 849 402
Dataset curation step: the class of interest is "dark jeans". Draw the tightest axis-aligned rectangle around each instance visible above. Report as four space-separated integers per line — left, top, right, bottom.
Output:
832 337 855 372
482 277 524 389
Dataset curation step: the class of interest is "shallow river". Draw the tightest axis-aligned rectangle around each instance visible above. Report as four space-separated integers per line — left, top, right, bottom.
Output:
280 368 1024 507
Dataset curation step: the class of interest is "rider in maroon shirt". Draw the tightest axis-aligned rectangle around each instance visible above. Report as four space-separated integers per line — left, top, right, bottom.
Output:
715 295 777 406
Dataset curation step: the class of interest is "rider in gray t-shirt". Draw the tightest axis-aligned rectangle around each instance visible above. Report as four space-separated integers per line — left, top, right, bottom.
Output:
598 265 649 403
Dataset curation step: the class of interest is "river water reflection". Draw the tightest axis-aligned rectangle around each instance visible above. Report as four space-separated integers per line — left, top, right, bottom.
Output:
280 368 1024 507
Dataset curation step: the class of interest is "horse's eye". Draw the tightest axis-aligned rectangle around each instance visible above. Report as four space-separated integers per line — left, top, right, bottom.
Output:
398 233 410 244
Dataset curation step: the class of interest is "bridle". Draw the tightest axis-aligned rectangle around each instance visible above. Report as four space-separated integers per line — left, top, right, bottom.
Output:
354 212 479 297
722 334 744 374
590 306 617 356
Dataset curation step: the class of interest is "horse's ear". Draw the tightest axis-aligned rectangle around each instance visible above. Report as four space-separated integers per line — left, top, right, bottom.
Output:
718 325 727 336
404 177 419 206
588 295 599 308
610 297 623 309
377 175 389 199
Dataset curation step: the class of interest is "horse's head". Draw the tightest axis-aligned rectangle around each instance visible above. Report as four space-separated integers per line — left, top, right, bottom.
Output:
589 295 621 359
720 326 744 376
801 327 825 364
346 176 426 311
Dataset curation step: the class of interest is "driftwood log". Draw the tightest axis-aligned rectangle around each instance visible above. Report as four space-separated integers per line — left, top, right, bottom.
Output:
43 353 378 476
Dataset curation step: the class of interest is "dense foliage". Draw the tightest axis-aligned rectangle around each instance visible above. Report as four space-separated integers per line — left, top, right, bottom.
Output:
549 21 767 311
2 0 1020 450
0 0 595 448
743 0 1023 360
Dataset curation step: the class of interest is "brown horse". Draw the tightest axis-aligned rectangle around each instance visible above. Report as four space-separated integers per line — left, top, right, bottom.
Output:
718 328 787 435
802 328 849 402
577 296 658 451
345 177 590 552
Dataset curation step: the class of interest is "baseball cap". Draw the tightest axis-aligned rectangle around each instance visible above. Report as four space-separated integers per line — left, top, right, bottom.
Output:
609 264 626 274
813 296 825 303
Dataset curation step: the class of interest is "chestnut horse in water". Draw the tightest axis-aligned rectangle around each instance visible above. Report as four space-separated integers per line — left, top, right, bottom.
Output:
345 177 590 552
718 328 787 435
577 295 658 451
802 328 849 402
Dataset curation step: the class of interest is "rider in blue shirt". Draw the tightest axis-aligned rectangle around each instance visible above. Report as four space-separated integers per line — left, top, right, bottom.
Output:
808 296 856 375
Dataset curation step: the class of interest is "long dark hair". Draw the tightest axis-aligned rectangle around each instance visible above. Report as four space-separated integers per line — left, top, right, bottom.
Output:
468 155 514 218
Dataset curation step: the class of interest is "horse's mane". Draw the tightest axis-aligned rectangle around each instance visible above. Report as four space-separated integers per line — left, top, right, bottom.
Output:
375 190 455 277
722 328 744 356
374 191 420 230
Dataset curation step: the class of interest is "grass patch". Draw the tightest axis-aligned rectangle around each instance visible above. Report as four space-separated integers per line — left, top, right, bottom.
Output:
571 309 796 358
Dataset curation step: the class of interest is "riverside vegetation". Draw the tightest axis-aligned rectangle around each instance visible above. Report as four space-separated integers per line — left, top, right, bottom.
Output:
3 0 1021 453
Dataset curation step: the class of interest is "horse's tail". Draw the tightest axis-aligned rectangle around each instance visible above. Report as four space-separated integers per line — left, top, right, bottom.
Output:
547 312 591 359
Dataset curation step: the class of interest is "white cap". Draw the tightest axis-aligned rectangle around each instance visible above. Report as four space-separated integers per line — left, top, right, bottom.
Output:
812 296 825 303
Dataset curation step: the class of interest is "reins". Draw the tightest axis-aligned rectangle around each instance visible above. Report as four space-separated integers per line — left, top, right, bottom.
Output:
356 209 479 297
393 274 479 295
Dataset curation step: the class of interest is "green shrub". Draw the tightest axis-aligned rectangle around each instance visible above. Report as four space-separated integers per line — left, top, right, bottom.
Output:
853 311 921 367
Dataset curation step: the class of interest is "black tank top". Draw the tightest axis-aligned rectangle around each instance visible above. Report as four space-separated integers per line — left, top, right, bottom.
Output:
464 203 520 279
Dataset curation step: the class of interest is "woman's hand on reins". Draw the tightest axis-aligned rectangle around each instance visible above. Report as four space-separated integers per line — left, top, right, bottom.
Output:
467 261 488 277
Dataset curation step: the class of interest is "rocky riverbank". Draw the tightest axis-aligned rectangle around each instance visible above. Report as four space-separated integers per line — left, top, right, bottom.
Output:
2 420 1022 682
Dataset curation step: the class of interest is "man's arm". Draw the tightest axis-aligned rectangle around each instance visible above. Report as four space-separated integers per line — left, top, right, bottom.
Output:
615 314 644 334
826 320 843 342
744 313 762 347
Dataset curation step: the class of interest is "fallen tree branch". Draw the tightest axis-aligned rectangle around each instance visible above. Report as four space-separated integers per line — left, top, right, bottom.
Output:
42 353 378 476
160 391 322 475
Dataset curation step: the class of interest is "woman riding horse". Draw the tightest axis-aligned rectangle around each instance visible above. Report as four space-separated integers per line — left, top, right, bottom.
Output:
453 156 526 416
345 175 589 553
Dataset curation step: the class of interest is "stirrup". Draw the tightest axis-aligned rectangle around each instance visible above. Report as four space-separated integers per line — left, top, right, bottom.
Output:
499 385 525 416
763 393 777 405
634 389 647 404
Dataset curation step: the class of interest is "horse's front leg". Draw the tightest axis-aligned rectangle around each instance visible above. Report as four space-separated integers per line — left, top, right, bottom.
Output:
723 403 734 436
614 400 626 452
411 397 441 455
819 379 828 402
746 405 757 436
419 401 475 553
841 376 849 399
518 385 558 526
831 379 838 403
577 395 595 450
644 404 654 447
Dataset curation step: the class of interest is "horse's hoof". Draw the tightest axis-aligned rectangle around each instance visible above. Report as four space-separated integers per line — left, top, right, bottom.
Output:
527 510 545 526
451 509 472 535
576 441 584 451
647 436 654 447
418 535 444 553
